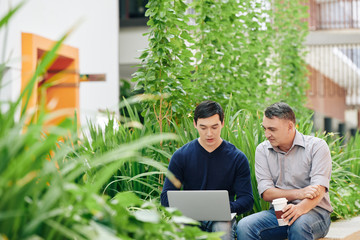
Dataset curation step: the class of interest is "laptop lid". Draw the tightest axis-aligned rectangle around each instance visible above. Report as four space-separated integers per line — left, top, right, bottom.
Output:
167 190 234 221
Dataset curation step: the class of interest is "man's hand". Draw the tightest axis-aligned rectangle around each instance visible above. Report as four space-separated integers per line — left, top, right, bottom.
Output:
281 204 307 226
281 185 326 225
298 185 321 200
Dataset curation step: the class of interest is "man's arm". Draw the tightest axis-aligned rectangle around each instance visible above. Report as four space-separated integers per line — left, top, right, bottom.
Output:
160 170 181 207
160 172 181 207
281 186 326 225
160 154 183 207
231 152 254 214
262 185 322 202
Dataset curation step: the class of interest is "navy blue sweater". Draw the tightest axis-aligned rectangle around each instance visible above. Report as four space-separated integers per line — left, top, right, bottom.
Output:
160 139 254 214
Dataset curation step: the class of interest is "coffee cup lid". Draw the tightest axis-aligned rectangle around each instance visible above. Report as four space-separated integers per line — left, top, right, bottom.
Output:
272 198 288 205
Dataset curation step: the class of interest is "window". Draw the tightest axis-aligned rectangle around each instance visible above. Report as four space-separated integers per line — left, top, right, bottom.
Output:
119 0 149 27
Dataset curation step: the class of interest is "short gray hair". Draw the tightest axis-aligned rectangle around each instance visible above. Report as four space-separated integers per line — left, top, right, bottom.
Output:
264 102 296 124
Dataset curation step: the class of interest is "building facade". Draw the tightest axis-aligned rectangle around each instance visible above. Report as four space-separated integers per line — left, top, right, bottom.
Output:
0 0 119 126
306 0 360 136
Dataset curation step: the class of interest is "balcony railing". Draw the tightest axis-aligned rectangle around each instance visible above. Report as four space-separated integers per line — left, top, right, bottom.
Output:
308 0 360 30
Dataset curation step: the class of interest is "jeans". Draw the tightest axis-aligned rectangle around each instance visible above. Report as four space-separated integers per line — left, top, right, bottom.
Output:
201 219 237 240
236 207 331 240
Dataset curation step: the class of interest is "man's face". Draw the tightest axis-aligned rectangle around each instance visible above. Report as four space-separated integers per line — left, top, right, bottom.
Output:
262 116 293 150
194 114 224 151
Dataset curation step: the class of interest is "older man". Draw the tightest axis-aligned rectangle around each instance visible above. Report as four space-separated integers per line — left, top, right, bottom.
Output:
237 102 332 240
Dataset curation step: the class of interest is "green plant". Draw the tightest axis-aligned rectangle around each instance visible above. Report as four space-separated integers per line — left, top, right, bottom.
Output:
133 0 310 122
77 99 180 200
271 0 310 111
132 0 195 128
0 17 85 238
0 5 221 239
104 191 223 240
190 0 274 111
324 132 360 220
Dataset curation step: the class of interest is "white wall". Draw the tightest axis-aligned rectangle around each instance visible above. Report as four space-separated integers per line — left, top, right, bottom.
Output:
0 0 119 125
119 26 148 65
345 109 359 129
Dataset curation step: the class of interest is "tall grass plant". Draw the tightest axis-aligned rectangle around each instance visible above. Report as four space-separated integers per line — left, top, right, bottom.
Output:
0 5 221 239
78 99 180 200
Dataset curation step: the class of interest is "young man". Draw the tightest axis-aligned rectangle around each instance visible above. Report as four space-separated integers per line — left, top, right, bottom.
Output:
161 100 253 240
237 102 332 240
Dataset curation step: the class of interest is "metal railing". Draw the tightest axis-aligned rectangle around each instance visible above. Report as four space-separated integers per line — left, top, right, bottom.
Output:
308 0 360 30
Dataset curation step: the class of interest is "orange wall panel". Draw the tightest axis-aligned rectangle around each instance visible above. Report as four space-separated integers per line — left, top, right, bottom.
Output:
45 85 79 126
21 33 80 126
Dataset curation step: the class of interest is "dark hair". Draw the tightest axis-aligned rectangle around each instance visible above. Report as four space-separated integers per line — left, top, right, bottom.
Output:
194 100 224 124
264 102 296 124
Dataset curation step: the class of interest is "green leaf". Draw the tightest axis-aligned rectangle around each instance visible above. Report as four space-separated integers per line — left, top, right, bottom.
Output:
112 192 143 208
133 209 160 223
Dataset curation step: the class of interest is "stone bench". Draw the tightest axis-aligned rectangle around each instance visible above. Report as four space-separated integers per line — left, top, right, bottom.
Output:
319 216 360 240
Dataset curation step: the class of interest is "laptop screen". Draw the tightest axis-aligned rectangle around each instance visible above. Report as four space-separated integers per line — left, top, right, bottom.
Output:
167 190 234 221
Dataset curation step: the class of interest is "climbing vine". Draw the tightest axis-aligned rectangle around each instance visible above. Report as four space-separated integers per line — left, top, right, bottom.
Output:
133 0 309 125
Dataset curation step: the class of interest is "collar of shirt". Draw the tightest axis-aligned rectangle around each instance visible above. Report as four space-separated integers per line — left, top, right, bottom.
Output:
266 130 305 154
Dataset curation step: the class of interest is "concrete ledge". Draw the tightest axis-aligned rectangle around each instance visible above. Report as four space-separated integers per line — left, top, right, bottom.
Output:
319 216 360 240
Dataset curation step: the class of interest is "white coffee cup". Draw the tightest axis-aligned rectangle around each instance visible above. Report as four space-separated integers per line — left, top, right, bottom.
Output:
272 198 288 226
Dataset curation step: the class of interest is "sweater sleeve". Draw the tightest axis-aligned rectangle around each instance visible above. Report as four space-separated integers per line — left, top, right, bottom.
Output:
230 152 254 214
160 151 184 207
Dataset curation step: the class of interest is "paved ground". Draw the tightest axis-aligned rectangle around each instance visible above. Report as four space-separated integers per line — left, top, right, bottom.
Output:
320 216 360 240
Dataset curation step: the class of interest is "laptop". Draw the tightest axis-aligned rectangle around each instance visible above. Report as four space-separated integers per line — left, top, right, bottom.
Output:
167 190 236 221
